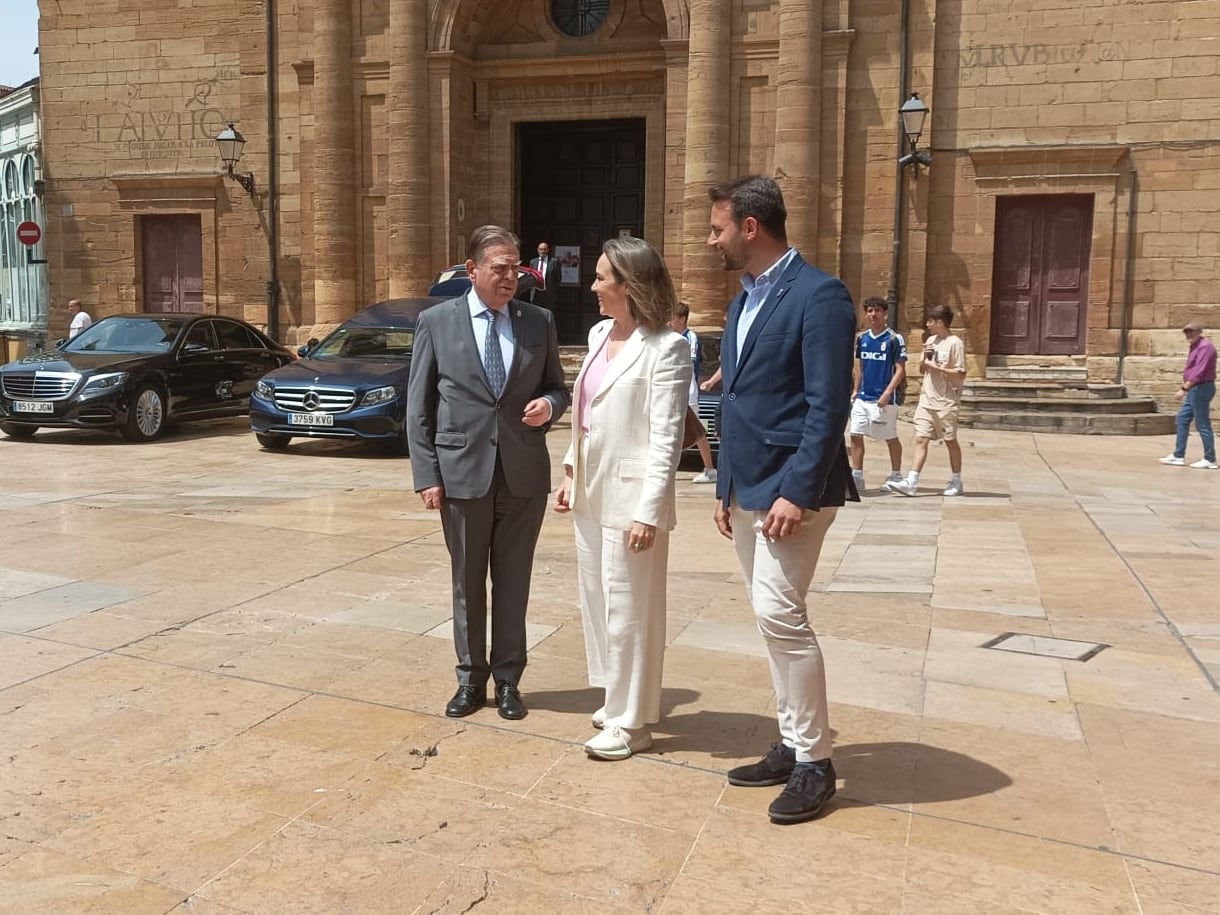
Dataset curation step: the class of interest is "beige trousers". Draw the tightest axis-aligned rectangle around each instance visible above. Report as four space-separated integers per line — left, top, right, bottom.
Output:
729 502 838 762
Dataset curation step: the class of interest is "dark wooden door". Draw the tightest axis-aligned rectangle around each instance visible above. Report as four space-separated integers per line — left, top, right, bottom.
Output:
142 215 204 314
990 195 1093 355
518 119 646 343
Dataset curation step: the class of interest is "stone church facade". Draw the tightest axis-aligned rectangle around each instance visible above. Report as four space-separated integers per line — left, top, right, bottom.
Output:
34 0 1220 400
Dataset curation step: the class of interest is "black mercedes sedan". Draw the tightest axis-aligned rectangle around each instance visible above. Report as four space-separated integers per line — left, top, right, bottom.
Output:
0 314 293 442
249 297 445 454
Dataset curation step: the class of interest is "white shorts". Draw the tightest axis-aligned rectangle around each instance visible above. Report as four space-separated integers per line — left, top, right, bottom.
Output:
849 399 899 441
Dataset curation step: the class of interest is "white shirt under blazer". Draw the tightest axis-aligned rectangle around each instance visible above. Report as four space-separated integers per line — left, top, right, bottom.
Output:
563 319 692 532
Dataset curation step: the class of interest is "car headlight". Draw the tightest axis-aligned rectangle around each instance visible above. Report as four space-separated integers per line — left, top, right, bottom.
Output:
81 372 127 394
255 379 274 400
360 385 398 406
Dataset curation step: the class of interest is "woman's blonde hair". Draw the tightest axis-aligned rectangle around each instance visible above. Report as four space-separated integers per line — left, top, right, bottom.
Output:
601 236 677 332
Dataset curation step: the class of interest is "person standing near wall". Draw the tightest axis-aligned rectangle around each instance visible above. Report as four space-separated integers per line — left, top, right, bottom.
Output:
67 300 92 338
1160 322 1217 469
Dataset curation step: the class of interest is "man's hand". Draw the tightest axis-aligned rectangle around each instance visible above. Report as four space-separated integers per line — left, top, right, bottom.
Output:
714 502 733 540
522 397 553 427
419 486 444 511
761 496 804 541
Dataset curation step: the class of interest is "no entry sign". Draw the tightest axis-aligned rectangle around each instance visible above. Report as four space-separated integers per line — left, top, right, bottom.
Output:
16 221 42 246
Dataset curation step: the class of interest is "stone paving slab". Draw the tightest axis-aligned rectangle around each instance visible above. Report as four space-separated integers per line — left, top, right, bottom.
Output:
0 418 1218 913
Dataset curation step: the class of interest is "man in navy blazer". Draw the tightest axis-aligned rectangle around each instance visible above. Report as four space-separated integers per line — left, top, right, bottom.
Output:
707 175 858 825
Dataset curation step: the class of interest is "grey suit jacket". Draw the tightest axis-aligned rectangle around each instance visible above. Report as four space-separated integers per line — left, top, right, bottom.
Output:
406 295 570 500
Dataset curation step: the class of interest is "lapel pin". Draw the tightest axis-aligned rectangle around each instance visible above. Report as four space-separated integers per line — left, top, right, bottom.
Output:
515 309 522 318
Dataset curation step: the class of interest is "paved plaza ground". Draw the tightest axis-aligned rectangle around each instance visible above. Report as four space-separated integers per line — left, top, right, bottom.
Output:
1 417 1218 914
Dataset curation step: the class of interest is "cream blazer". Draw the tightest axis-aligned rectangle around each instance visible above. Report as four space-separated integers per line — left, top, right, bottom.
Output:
562 320 692 531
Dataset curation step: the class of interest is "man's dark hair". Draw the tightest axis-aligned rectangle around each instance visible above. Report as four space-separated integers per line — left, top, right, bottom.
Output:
927 304 954 325
864 296 888 311
675 301 691 319
708 175 788 242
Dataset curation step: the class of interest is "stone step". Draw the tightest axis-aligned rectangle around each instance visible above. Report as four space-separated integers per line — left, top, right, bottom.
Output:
984 365 1089 381
965 381 1127 400
961 395 1160 415
961 410 1175 435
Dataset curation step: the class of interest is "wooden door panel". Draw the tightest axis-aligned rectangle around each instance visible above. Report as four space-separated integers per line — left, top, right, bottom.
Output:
990 195 1092 356
518 118 646 344
142 215 204 314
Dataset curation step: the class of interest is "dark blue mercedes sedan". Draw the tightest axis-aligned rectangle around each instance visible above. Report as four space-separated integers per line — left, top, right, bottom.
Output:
249 297 444 454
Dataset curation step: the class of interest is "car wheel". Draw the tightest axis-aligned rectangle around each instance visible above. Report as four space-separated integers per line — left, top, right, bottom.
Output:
120 385 166 441
0 422 37 440
256 432 291 450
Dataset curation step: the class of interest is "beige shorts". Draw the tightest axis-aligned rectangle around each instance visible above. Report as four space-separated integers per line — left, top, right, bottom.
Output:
913 404 959 441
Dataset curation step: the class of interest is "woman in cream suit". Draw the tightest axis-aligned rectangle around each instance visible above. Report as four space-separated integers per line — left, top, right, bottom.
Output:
554 237 692 760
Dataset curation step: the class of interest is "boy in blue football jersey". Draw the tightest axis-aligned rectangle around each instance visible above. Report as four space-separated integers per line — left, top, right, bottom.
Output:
849 297 906 491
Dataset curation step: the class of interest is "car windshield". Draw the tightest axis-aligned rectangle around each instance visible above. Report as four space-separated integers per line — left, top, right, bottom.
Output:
311 326 413 361
64 317 187 354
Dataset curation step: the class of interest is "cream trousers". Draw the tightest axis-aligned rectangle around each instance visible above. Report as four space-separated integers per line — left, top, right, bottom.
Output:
729 501 838 762
573 510 669 731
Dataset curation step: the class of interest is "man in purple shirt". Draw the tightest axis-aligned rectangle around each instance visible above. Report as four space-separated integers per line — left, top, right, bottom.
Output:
1160 322 1217 469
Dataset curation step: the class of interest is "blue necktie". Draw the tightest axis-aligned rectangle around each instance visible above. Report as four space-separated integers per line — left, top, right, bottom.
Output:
482 309 506 396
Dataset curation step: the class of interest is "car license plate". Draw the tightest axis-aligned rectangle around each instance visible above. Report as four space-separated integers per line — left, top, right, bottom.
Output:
289 412 334 427
13 401 54 414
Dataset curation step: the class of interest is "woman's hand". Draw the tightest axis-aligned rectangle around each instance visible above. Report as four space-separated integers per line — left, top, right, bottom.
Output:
627 521 657 553
554 474 573 513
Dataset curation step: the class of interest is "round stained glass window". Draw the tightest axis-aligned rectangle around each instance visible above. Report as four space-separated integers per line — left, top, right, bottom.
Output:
551 0 610 38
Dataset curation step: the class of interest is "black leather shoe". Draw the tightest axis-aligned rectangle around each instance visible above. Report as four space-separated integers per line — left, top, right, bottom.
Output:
495 681 527 720
445 684 486 718
727 742 796 787
767 759 837 824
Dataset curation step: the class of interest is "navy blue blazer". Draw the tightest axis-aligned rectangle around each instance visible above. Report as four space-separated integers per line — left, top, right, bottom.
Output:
715 252 860 512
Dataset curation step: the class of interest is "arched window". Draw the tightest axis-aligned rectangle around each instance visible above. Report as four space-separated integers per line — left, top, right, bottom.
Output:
1 161 17 204
20 155 35 197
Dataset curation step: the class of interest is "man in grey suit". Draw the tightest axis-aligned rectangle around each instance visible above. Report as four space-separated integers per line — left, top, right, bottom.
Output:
407 225 570 720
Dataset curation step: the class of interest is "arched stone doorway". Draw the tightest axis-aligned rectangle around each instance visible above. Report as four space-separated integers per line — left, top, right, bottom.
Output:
427 0 684 342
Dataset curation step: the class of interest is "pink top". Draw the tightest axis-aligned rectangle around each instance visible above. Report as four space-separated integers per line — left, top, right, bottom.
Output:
578 333 611 434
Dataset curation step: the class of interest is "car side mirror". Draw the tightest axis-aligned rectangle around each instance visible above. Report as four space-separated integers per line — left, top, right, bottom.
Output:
54 338 67 349
298 338 319 357
180 342 208 356
297 345 311 357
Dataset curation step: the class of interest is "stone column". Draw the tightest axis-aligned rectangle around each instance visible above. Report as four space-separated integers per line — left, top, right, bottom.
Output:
388 0 432 297
679 0 731 331
312 0 356 325
774 0 823 257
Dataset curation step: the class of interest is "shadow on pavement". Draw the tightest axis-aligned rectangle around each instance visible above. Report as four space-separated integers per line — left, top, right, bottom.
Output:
835 740 1012 804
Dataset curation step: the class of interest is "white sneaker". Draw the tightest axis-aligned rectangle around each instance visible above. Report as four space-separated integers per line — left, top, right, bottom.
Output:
943 481 963 497
889 479 917 497
591 706 606 729
692 469 717 484
1159 455 1185 465
1189 458 1219 469
852 472 865 491
584 725 652 760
